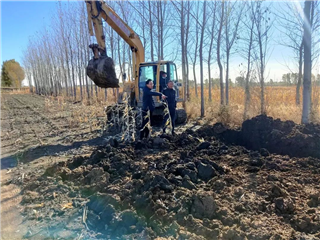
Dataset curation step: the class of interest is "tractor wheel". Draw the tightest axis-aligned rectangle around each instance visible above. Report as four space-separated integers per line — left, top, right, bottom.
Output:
105 104 141 133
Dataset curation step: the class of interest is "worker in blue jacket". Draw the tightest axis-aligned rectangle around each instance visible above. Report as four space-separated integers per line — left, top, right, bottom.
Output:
162 80 177 135
159 71 168 92
140 79 167 140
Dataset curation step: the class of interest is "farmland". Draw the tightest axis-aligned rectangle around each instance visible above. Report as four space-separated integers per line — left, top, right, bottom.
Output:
1 89 320 239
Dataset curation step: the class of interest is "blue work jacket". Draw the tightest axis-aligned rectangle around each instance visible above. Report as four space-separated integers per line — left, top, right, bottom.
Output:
142 86 162 111
162 88 176 109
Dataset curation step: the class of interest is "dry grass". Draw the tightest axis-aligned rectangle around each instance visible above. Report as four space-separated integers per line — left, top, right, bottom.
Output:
1 87 30 95
42 85 320 127
13 85 320 127
44 89 116 131
186 85 320 126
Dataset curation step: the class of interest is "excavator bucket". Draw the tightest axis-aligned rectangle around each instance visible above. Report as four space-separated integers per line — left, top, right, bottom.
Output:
86 56 119 88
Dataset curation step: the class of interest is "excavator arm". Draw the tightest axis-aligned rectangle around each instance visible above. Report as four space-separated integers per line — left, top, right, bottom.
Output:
85 1 145 88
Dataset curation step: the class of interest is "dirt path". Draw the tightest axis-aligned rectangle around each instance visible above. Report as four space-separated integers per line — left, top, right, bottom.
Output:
0 172 25 240
0 94 106 239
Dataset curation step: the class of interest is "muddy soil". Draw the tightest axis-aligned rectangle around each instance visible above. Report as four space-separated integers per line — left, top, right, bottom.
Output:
1 94 320 240
197 115 320 159
0 94 107 239
14 127 320 237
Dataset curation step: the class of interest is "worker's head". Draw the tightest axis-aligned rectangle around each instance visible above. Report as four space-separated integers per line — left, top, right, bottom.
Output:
167 80 174 89
146 79 154 89
162 72 167 79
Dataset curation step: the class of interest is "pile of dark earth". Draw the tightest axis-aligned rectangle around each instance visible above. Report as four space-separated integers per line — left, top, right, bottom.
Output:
19 115 320 239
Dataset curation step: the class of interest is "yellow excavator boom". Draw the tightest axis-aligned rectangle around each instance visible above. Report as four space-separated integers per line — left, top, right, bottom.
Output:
85 1 145 88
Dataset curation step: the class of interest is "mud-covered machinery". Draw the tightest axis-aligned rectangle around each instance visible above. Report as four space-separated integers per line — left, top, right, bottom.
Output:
85 1 187 124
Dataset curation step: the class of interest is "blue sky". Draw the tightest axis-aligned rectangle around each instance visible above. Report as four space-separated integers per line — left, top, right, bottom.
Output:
1 1 319 83
1 1 58 65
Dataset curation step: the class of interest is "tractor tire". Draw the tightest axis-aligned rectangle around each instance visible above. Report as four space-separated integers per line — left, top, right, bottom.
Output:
106 104 123 124
105 104 141 133
175 109 187 124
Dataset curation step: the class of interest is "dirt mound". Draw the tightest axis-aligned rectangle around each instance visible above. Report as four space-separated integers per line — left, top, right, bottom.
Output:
19 126 320 239
197 115 320 159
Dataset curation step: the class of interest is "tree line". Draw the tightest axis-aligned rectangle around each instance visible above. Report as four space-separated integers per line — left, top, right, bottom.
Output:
19 0 320 123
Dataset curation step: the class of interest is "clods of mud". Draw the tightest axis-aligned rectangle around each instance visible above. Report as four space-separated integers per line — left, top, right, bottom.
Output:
19 115 320 239
198 115 320 158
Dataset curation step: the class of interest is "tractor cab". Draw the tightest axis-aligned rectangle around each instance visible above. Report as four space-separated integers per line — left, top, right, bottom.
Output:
137 61 183 110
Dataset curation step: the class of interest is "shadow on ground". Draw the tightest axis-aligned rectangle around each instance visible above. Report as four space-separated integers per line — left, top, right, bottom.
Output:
1 136 106 170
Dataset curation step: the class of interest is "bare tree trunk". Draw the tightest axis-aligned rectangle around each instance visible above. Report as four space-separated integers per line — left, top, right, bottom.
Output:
180 1 186 102
68 39 77 100
118 37 123 83
225 50 230 105
148 0 154 61
192 1 200 97
302 0 312 124
185 1 190 100
225 1 243 105
91 80 93 98
296 41 303 105
159 1 164 60
200 1 207 117
243 4 255 120
253 1 271 115
79 59 83 100
84 37 91 100
259 44 265 114
193 62 198 97
85 76 90 100
207 2 217 102
217 1 225 105
157 2 161 60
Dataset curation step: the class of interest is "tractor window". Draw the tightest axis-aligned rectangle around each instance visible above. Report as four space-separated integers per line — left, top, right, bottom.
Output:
169 63 178 82
138 65 157 102
168 63 181 99
139 65 156 89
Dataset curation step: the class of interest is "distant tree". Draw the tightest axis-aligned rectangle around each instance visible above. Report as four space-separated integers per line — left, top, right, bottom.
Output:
1 63 11 87
270 79 274 85
1 60 25 87
235 76 245 87
282 73 292 85
291 73 299 84
281 73 300 85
